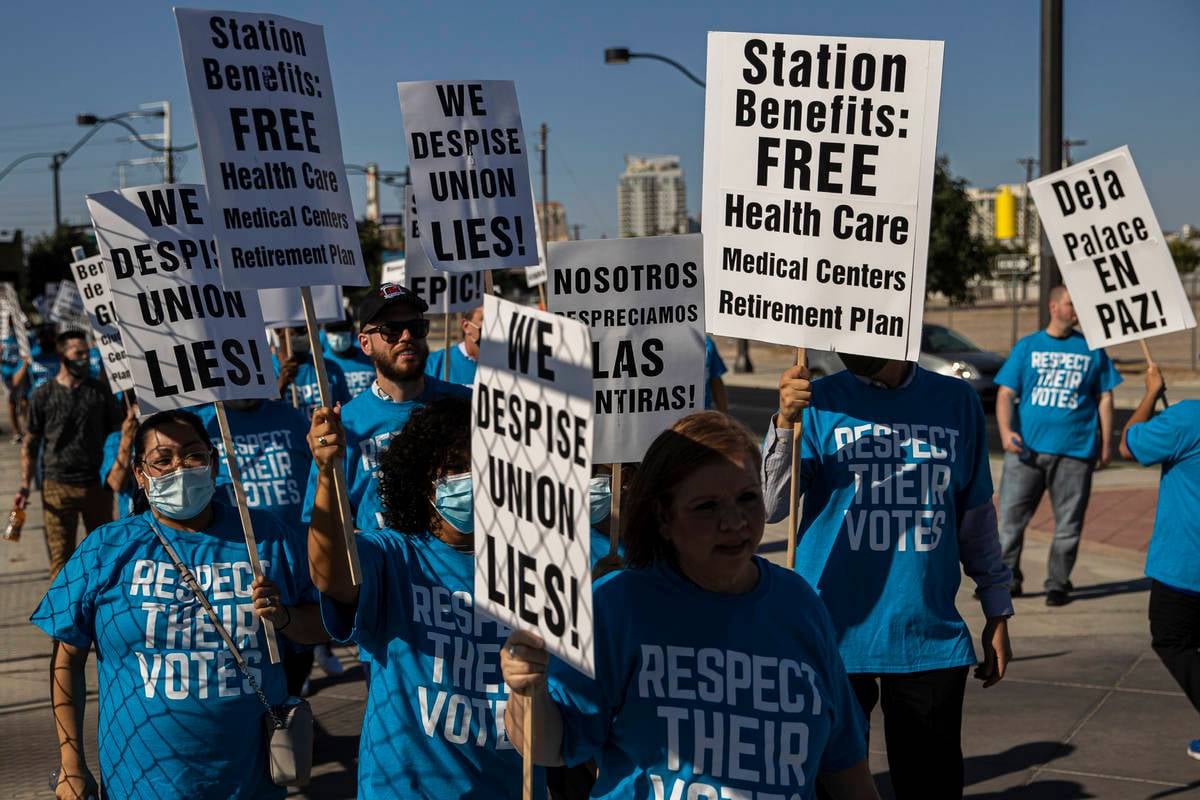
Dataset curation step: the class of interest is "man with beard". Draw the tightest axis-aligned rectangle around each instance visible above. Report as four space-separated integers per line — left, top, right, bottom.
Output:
15 330 121 579
301 284 470 532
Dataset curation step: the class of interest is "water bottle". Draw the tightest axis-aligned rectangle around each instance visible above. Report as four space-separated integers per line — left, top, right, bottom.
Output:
4 506 23 542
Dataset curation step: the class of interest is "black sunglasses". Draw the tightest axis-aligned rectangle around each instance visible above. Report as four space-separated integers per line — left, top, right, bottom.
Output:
363 318 430 343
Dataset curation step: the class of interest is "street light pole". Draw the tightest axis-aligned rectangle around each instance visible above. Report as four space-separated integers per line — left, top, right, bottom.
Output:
1038 0 1064 329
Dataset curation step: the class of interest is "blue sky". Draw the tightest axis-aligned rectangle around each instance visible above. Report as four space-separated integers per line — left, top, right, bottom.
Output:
1 0 1197 241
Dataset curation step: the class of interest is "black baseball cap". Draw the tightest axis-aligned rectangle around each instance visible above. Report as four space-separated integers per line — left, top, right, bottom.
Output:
356 283 429 325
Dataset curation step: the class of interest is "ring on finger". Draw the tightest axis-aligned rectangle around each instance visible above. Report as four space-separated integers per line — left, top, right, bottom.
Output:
507 644 518 658
318 435 327 447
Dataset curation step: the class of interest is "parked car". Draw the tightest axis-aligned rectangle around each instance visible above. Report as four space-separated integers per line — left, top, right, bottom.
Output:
804 324 1005 410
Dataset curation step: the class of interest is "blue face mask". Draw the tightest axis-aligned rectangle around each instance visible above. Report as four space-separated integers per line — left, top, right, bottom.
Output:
145 465 215 520
433 472 473 534
326 332 354 353
589 475 612 525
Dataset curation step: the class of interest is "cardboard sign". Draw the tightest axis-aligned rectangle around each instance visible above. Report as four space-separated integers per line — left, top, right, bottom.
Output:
472 295 594 677
1 285 32 361
68 255 135 392
86 184 275 415
175 8 367 290
403 186 485 313
259 284 343 327
50 280 88 324
548 235 706 463
702 32 944 361
1028 146 1196 348
397 80 539 272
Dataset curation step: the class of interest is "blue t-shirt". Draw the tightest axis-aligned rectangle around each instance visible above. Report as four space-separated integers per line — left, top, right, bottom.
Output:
323 344 377 400
995 329 1122 459
590 526 623 567
27 347 60 391
30 501 315 800
1126 400 1200 593
273 353 350 418
301 377 471 530
195 401 313 535
424 343 477 387
547 557 866 799
99 431 136 517
320 529 542 799
1 335 19 388
796 368 993 673
703 336 727 410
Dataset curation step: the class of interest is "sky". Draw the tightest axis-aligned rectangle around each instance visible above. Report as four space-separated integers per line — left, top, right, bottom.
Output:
1 0 1197 242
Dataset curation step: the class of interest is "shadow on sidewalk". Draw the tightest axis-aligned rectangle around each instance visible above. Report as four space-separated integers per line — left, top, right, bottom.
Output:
875 742 1076 799
1020 578 1151 603
1147 780 1200 798
966 780 1092 799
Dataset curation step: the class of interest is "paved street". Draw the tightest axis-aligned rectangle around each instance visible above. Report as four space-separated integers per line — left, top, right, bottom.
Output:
2 331 1198 798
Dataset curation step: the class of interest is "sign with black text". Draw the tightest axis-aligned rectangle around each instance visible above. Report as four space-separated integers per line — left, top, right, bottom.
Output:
472 295 594 677
702 32 943 361
259 284 343 328
403 186 485 313
398 80 539 272
548 235 706 463
87 184 275 415
50 280 87 324
68 255 135 392
1028 146 1195 348
176 8 366 289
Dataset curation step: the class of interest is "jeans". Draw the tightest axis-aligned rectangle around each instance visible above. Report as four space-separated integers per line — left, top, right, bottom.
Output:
998 451 1094 592
1149 580 1200 715
42 480 114 580
817 666 970 800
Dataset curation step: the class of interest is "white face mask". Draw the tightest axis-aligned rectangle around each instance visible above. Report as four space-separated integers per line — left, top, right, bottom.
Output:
145 465 215 520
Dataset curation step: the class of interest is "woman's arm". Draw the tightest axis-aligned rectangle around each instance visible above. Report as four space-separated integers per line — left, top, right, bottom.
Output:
105 407 139 494
501 629 566 767
305 406 358 606
50 640 99 799
819 758 881 799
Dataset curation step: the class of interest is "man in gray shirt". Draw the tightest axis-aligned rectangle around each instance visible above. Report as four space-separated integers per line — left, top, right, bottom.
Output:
16 330 121 579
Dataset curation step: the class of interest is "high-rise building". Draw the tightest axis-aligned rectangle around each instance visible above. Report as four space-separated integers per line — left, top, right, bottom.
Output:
618 155 687 238
966 184 1041 250
535 201 570 242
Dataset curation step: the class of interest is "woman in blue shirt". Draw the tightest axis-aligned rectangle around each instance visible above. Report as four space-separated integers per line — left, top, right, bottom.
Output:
32 409 327 800
308 396 537 798
500 412 878 800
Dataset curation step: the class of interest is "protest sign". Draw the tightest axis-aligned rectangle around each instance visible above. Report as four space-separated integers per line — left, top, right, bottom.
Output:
50 280 87 324
472 295 594 677
547 234 705 464
381 257 405 285
86 184 275 416
1028 145 1196 348
175 8 366 290
68 255 135 392
525 201 548 289
403 186 485 313
701 32 944 361
259 284 342 327
397 80 539 272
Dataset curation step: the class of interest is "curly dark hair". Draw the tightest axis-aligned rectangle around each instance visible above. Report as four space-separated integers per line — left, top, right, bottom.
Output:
377 396 471 534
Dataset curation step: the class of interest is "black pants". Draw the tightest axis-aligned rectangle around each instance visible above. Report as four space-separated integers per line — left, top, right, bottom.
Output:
1149 580 1200 715
819 666 969 800
284 650 315 697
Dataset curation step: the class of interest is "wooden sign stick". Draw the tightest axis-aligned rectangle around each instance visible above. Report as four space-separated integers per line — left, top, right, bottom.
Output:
283 329 300 409
444 311 452 381
785 348 808 571
300 286 362 585
214 400 281 664
1138 339 1170 408
609 464 622 556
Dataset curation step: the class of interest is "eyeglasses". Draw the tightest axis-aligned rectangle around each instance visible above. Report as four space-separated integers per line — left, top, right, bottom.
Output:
363 318 430 343
140 450 213 477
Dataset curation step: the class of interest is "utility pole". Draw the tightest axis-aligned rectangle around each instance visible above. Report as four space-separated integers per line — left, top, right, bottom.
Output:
1038 0 1063 329
365 163 380 223
572 224 583 241
51 153 65 230
538 123 549 253
1063 138 1087 167
163 101 173 183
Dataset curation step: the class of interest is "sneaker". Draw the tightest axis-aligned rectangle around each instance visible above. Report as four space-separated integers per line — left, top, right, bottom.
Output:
1046 589 1070 607
1188 740 1200 761
315 644 345 676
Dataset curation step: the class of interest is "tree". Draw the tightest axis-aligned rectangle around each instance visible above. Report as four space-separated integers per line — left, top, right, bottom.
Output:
23 227 93 305
926 157 992 305
1168 237 1199 275
352 219 384 300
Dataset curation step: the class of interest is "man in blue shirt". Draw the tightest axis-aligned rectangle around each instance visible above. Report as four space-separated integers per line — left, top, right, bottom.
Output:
322 318 377 400
703 335 729 412
274 326 351 417
763 353 1013 799
424 304 482 387
301 284 470 531
996 286 1122 606
1120 365 1200 761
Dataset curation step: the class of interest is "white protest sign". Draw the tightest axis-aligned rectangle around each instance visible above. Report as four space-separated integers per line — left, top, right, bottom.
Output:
2 285 32 361
86 184 276 415
381 258 405 285
397 80 539 272
525 201 548 289
702 32 944 361
1028 146 1196 348
473 295 594 677
175 9 366 290
259 284 343 327
50 280 87 324
0 283 18 341
548 235 706 463
403 186 485 313
68 255 135 392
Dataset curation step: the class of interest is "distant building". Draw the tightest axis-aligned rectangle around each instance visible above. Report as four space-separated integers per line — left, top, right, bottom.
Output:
535 202 569 242
965 185 1042 302
618 155 687 238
